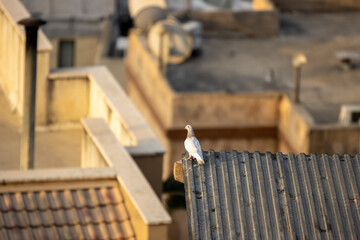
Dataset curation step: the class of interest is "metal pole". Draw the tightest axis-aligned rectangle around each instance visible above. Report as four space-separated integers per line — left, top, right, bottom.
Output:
158 31 164 70
159 31 169 75
18 18 46 170
294 66 301 104
186 0 192 11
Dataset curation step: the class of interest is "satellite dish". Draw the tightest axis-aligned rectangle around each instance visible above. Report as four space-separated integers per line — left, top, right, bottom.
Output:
148 18 193 65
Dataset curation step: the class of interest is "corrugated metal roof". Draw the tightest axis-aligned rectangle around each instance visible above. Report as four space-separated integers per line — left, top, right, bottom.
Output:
182 150 360 239
0 180 135 240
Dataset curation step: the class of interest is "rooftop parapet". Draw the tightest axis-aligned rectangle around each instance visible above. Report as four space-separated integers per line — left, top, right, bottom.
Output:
48 66 165 195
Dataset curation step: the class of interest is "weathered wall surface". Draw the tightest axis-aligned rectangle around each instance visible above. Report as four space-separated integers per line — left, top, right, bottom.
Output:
48 76 89 124
272 0 360 11
278 95 312 154
0 0 52 125
50 37 100 69
189 10 279 37
126 32 175 129
48 67 165 194
278 95 360 155
81 118 171 240
36 51 51 125
172 92 280 128
0 5 25 113
309 126 360 155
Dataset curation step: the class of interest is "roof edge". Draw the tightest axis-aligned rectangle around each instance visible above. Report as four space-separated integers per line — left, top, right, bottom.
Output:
0 167 116 184
81 118 172 225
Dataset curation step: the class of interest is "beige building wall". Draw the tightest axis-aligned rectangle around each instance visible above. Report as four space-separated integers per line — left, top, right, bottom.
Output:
50 37 101 69
309 126 360 155
36 51 51 125
47 66 165 196
81 117 171 240
21 0 114 70
0 0 52 126
277 95 311 154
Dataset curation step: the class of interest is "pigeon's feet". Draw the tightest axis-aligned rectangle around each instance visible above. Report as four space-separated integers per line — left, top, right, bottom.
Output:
185 156 194 161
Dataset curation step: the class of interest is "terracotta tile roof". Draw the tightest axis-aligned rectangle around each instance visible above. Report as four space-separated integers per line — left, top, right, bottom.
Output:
0 181 136 240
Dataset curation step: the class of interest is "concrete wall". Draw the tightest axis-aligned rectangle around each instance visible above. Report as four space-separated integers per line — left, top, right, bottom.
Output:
278 95 360 155
188 8 279 37
0 0 52 125
47 66 165 195
81 118 171 240
272 0 360 11
0 4 25 113
172 92 280 128
36 51 51 125
278 95 312 154
48 76 89 124
309 125 360 155
126 33 175 130
50 37 101 70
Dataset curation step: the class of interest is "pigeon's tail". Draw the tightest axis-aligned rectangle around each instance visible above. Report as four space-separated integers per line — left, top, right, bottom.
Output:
193 153 205 165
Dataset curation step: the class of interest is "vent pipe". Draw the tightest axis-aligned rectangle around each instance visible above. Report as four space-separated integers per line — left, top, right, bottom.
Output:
18 17 46 170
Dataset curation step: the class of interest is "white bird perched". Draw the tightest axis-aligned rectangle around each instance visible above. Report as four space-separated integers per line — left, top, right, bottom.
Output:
184 125 205 165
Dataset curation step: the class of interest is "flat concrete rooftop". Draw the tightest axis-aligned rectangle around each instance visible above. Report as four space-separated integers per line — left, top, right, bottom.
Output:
0 90 81 170
167 12 360 124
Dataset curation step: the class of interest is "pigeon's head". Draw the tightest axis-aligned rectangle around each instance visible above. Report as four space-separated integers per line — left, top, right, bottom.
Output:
185 125 195 137
185 125 192 131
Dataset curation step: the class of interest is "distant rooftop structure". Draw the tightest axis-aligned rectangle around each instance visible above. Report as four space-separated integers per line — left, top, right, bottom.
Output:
175 150 360 239
166 12 360 124
0 0 52 51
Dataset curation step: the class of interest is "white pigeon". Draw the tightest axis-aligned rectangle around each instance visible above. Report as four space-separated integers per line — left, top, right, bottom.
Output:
184 125 205 165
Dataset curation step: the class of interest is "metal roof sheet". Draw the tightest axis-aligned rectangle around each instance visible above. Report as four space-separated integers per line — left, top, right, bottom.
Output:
182 150 360 239
0 180 136 240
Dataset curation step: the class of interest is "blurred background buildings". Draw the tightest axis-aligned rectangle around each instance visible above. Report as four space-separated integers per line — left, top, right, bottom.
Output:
0 0 360 239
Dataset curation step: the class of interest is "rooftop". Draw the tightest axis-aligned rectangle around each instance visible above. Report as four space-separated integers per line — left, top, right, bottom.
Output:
167 12 360 124
0 89 81 170
176 150 360 239
0 168 135 240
